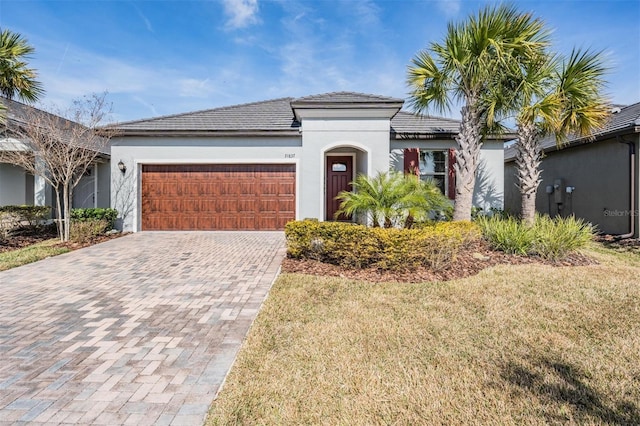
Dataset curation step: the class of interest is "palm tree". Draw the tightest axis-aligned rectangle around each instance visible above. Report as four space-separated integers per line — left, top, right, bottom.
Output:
335 171 448 228
513 49 609 225
0 28 43 102
407 4 550 221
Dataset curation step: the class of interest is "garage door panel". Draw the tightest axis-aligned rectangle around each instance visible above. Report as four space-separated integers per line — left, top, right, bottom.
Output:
259 182 278 195
197 216 214 229
142 164 295 230
238 215 257 229
259 199 278 212
220 183 238 196
238 181 255 195
279 199 295 212
238 199 256 212
258 217 278 230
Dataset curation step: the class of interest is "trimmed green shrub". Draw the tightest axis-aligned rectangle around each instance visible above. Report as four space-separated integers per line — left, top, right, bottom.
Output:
285 220 481 271
477 214 594 260
0 205 51 238
70 208 117 228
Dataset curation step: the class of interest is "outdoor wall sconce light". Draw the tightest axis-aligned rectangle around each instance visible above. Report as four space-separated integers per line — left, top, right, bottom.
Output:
118 160 126 174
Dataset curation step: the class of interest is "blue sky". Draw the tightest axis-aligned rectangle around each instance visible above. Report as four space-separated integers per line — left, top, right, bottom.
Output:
0 0 638 123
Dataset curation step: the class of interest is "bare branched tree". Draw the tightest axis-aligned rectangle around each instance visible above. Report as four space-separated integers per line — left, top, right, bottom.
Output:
0 92 117 241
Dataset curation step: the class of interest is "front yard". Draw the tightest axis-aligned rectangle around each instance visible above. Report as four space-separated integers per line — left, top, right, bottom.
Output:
207 245 640 425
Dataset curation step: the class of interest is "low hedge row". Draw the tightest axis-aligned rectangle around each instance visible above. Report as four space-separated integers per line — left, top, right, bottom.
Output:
0 205 51 238
0 205 51 225
285 220 481 271
70 208 117 225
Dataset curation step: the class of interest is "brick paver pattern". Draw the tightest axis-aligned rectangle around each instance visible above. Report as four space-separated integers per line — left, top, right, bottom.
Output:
0 232 286 425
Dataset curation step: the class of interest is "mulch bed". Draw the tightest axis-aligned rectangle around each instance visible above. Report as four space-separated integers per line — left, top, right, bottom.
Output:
596 234 640 254
0 231 126 254
281 240 597 283
0 230 58 254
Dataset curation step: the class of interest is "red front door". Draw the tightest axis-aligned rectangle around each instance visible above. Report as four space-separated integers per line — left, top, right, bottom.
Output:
325 156 353 221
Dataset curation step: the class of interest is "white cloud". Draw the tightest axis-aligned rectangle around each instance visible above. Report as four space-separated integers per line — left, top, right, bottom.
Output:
436 0 461 17
132 4 154 33
352 0 381 27
222 0 260 29
25 37 255 120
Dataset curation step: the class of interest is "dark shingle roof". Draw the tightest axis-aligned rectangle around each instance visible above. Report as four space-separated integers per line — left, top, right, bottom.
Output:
115 98 299 134
0 97 110 155
504 102 640 161
390 111 460 137
113 92 470 139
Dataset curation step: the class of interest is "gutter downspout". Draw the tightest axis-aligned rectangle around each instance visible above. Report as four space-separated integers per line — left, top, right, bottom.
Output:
616 136 636 239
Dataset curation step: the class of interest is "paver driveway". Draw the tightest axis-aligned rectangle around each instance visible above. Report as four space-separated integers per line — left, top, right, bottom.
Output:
0 232 286 425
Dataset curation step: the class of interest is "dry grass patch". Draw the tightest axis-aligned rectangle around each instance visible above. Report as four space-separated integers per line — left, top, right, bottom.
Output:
0 239 70 271
208 247 640 425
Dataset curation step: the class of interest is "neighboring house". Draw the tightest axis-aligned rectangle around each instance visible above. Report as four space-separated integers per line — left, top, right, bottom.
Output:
111 92 508 232
504 101 640 237
0 98 111 211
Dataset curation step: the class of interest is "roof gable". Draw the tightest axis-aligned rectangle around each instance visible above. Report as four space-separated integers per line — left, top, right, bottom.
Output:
292 91 404 104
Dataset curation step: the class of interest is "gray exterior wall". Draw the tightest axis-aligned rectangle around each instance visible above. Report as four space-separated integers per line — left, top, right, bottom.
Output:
96 161 111 208
504 135 640 236
1 160 110 209
0 163 27 205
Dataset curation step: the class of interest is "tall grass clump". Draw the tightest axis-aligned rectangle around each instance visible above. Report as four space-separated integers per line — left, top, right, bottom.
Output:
476 215 534 255
532 215 595 260
478 214 595 260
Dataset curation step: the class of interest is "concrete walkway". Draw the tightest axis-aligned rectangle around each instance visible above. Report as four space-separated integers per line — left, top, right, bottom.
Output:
0 232 286 425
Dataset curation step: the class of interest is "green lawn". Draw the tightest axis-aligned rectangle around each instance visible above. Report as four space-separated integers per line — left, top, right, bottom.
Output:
207 245 640 425
0 239 69 271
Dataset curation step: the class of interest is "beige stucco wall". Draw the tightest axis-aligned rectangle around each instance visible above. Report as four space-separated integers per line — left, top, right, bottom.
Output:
299 117 391 220
391 139 505 211
110 136 302 231
504 135 640 236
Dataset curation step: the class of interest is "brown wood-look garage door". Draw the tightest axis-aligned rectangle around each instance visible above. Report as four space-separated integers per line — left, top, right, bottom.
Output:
141 164 295 231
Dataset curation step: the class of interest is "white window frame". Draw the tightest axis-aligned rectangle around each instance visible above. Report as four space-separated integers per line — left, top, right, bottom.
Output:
418 149 448 195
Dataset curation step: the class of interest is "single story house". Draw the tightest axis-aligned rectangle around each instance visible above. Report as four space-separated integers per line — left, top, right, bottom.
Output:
504 101 640 237
110 92 507 232
0 98 111 211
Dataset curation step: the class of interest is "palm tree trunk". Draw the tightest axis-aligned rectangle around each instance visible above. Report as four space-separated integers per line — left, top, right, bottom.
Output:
453 105 482 221
515 122 542 226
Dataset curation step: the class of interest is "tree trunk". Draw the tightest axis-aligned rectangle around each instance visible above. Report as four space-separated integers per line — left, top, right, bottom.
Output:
453 104 482 221
521 193 537 226
53 187 64 242
63 182 70 241
515 122 542 226
404 214 414 229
